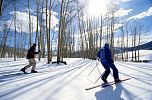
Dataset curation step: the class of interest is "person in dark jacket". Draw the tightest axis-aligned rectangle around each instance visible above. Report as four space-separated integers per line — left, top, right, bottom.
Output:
97 43 120 83
20 44 40 73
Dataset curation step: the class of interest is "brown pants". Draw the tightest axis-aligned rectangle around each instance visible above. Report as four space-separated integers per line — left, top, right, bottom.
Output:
24 58 36 70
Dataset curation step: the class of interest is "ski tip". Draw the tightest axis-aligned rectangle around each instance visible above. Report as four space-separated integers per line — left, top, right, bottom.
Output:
120 77 131 80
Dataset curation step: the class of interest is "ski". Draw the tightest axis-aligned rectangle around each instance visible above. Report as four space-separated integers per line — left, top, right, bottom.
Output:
2 72 29 77
3 70 52 76
85 77 131 90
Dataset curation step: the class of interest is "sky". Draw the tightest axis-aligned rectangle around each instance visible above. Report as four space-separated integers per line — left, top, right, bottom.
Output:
0 0 59 48
0 0 152 49
1 0 152 30
118 0 152 31
0 0 59 33
1 0 152 33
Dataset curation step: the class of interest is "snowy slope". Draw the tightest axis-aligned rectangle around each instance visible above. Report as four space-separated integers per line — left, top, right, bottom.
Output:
0 58 152 100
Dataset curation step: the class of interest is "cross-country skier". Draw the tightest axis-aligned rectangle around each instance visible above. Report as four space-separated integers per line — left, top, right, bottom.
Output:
97 43 120 83
20 44 40 73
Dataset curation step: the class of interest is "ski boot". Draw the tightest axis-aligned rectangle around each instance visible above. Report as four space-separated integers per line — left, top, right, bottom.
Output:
102 76 108 83
20 68 27 74
31 70 38 73
115 79 121 83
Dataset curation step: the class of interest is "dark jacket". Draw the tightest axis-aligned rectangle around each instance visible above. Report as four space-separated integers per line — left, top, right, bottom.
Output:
97 48 107 62
97 43 114 63
26 46 39 59
104 43 114 63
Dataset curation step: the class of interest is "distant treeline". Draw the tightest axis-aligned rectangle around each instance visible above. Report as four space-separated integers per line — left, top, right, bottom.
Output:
115 41 152 54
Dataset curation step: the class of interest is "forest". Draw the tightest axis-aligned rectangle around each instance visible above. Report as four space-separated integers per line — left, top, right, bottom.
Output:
0 0 147 63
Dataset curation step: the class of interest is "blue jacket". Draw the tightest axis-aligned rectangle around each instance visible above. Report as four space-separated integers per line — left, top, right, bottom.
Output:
97 43 114 63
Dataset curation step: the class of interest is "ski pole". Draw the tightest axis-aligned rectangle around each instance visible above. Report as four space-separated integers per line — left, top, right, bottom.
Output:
87 60 100 77
94 73 103 83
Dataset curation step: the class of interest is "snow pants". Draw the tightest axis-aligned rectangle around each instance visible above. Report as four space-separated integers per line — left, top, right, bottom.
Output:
24 58 36 70
101 62 119 80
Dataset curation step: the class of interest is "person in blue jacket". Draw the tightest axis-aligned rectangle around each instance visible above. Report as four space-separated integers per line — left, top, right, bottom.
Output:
97 43 120 83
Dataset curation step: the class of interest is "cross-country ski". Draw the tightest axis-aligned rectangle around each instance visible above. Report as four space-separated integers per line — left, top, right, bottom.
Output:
85 78 131 90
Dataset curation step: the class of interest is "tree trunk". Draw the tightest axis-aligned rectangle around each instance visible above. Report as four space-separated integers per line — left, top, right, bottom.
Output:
57 0 64 63
14 0 17 61
28 0 32 47
46 0 51 64
0 0 3 16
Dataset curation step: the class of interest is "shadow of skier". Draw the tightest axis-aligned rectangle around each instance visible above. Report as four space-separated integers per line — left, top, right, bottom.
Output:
95 83 124 100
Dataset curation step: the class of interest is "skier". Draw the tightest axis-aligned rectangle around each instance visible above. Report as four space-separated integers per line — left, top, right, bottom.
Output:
97 43 120 83
20 44 40 73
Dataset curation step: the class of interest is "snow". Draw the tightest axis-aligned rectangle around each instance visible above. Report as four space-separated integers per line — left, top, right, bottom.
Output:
115 50 152 61
138 50 152 61
0 58 152 100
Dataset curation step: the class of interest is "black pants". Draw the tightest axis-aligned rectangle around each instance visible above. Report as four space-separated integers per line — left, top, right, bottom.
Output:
101 62 119 80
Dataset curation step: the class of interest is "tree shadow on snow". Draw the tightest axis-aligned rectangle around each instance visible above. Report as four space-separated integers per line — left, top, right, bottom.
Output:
0 59 94 100
95 83 124 100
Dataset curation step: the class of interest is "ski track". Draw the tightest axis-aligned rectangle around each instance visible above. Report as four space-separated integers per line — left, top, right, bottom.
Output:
0 58 152 100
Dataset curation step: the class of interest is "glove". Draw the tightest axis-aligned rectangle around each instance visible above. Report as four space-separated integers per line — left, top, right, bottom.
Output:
112 60 114 63
110 59 114 63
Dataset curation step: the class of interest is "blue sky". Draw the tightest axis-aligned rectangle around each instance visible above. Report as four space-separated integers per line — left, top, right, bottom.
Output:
0 0 59 48
1 0 152 34
0 0 152 49
119 0 152 32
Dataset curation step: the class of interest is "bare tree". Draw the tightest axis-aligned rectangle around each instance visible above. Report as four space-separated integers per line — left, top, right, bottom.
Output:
125 23 129 61
131 27 134 61
45 0 51 63
35 0 41 61
108 0 119 59
99 14 103 48
0 0 3 15
57 0 63 63
0 0 12 16
28 0 32 47
39 0 45 58
137 25 142 62
120 24 125 61
55 0 83 62
0 23 8 58
14 0 17 61
48 0 52 62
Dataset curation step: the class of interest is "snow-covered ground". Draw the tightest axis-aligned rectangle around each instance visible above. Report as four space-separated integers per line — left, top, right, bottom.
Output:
115 50 152 62
138 50 152 61
0 58 152 100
